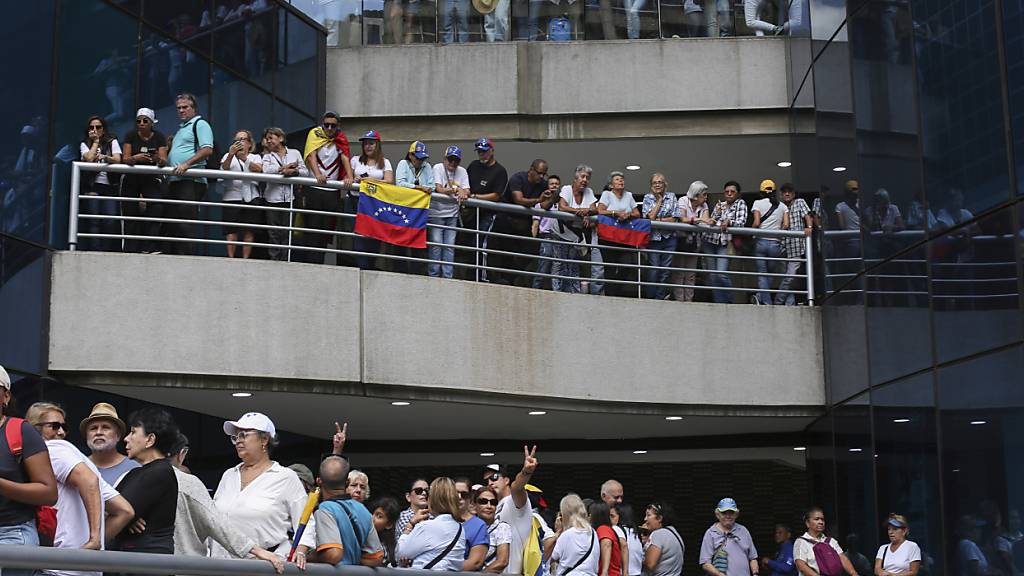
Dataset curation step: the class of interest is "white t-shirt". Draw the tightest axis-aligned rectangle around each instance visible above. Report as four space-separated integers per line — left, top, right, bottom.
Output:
396 513 467 571
598 190 637 214
794 532 844 574
485 519 513 566
551 527 600 576
875 540 921 574
351 156 393 183
560 185 598 245
752 197 789 233
430 163 469 218
312 143 342 191
46 439 120 576
79 140 123 186
615 526 643 576
220 153 262 202
496 494 535 575
262 148 309 203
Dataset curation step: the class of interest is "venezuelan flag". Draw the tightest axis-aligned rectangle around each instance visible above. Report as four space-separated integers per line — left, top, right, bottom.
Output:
596 216 652 248
354 180 430 248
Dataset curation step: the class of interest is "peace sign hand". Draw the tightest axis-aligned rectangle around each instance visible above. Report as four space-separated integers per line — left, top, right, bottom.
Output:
332 421 348 455
522 445 538 475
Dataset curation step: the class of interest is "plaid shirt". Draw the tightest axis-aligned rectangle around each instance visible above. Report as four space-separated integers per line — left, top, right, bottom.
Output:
642 192 679 241
783 198 810 257
704 199 748 246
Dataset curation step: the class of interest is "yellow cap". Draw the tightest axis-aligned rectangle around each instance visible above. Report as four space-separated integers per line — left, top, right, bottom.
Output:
759 179 777 193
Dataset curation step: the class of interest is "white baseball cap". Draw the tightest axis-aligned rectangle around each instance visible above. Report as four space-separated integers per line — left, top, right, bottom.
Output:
135 107 158 124
223 412 276 438
0 365 10 390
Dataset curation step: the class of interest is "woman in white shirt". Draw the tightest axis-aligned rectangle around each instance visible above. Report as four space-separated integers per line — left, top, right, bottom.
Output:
558 165 600 295
212 412 312 568
874 514 920 576
751 179 790 305
474 486 512 573
79 116 123 252
430 145 469 279
552 494 599 576
397 477 466 570
596 171 641 297
219 129 264 259
350 130 394 270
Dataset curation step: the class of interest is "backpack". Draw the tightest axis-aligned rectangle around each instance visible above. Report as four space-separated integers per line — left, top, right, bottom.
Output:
5 417 58 545
190 116 219 170
800 536 843 576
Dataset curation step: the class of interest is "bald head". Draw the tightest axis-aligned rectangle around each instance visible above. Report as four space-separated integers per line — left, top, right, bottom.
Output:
600 479 623 505
319 456 351 492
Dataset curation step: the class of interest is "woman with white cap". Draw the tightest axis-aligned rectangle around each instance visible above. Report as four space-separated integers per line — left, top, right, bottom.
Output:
212 412 314 567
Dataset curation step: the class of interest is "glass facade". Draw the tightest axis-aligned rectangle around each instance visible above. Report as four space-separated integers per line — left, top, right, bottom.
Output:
799 1 1024 575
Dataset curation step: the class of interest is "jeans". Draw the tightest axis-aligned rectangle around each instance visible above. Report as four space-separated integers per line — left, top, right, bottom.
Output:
555 242 581 293
705 0 733 36
704 242 734 303
754 238 784 304
623 0 646 38
643 237 677 299
484 0 511 40
775 258 803 305
532 235 563 291
0 519 40 576
588 244 605 295
441 0 471 42
428 216 458 278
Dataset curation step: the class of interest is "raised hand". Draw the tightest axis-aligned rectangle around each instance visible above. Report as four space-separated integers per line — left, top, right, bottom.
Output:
522 445 538 475
332 421 348 455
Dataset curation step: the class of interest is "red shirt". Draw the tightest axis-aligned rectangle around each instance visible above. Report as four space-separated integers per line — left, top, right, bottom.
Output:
597 525 622 576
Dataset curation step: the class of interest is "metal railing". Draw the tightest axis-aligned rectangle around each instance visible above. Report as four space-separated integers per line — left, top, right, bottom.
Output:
0 544 449 576
69 162 817 304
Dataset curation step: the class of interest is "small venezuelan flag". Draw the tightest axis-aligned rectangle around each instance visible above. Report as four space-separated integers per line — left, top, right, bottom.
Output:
354 180 430 248
596 215 652 248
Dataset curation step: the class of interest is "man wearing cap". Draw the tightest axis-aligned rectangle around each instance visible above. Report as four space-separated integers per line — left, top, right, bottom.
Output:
288 464 316 494
699 498 759 576
483 446 541 576
430 145 470 279
82 402 140 487
396 141 435 194
751 178 790 305
261 126 309 261
299 112 354 264
465 137 508 281
167 93 214 255
121 107 168 253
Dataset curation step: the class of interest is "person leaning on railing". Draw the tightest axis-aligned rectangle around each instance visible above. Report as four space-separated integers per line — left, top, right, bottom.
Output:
751 179 790 305
260 126 309 261
121 107 168 254
556 165 600 295
596 171 641 298
301 112 353 265
777 183 813 306
219 128 264 259
167 93 214 256
671 181 713 303
350 130 394 270
703 181 748 304
532 174 564 291
641 173 679 301
79 115 123 252
430 145 470 280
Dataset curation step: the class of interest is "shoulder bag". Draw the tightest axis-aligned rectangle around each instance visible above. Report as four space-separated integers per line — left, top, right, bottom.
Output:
560 529 596 576
423 523 464 570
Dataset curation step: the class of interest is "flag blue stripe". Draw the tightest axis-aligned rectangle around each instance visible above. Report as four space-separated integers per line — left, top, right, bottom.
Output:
358 194 428 229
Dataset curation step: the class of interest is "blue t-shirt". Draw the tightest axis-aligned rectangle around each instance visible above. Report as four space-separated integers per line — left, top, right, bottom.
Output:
464 515 490 558
169 115 214 183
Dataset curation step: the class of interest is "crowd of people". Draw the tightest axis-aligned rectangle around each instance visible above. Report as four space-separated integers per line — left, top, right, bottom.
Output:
1 364 931 576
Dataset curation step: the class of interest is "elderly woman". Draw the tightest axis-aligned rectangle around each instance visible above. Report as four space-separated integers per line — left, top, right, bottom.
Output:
874 514 920 576
793 507 858 576
397 477 466 570
552 494 599 576
111 408 180 558
347 470 370 503
597 171 641 297
261 126 308 261
670 180 713 302
212 412 313 567
558 164 601 294
79 115 123 251
220 129 264 259
698 498 758 576
474 486 511 573
641 173 679 300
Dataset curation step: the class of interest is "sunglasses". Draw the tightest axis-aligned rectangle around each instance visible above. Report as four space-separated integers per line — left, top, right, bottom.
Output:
477 497 499 506
136 118 151 124
485 473 501 482
458 491 470 500
37 422 66 431
89 125 103 131
411 487 429 496
323 123 339 129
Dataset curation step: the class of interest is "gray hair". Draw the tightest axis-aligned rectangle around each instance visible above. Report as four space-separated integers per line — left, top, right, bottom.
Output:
686 180 709 199
607 171 625 186
574 164 593 179
263 126 286 142
348 469 370 498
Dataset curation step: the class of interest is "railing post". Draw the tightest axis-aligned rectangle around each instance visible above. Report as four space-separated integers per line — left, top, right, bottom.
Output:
474 206 480 282
636 248 642 299
805 233 815 306
287 197 294 263
68 162 81 251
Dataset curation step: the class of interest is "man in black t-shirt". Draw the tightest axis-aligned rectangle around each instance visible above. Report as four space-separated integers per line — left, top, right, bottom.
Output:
121 108 168 253
493 158 553 286
464 138 508 282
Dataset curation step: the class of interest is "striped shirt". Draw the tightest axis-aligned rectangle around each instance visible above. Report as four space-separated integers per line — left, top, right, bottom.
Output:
704 199 748 246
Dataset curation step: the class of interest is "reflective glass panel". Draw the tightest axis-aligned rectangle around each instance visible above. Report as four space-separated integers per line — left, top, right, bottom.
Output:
1005 0 1024 196
143 0 212 56
213 0 276 89
833 392 877 568
277 10 321 113
0 236 46 374
140 26 212 121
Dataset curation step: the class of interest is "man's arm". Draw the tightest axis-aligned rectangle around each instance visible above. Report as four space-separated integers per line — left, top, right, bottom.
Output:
66 463 103 549
510 445 538 509
103 494 134 544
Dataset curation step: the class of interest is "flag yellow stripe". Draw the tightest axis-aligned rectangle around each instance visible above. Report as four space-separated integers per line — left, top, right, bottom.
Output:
360 180 431 210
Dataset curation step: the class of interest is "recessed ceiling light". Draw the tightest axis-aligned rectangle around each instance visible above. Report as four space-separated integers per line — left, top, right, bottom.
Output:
391 401 411 406
893 418 910 423
970 420 987 425
633 450 648 454
480 452 495 457
664 416 683 421
832 166 847 172
777 161 792 168
528 411 547 416
231 392 252 398
793 446 807 451
625 165 641 171
849 448 863 452
952 468 961 473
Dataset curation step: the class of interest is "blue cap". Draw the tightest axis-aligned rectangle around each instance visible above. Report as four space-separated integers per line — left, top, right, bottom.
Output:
886 517 906 529
408 141 429 159
445 145 462 159
716 498 739 512
360 130 381 141
474 138 494 151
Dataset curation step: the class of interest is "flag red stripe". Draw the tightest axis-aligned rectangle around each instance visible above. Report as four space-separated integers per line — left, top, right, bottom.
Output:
597 224 650 248
355 214 427 248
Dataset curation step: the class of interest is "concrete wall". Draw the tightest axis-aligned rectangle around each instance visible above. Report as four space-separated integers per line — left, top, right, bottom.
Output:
48 252 825 410
327 38 794 140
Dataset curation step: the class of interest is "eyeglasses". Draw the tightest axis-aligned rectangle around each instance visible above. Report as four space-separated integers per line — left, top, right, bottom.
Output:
411 487 429 496
36 422 66 431
230 430 256 443
458 491 470 500
485 473 501 482
89 125 103 131
136 118 151 124
477 497 499 506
